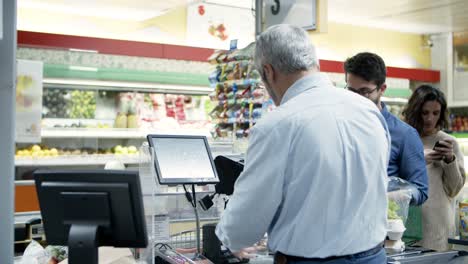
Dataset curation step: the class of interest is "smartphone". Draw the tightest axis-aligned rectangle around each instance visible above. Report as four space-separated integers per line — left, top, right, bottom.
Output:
433 140 444 150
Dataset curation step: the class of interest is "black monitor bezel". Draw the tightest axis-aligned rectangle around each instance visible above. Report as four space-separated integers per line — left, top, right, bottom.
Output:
146 134 220 185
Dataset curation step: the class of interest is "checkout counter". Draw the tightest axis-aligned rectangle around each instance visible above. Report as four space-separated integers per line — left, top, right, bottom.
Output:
14 134 468 264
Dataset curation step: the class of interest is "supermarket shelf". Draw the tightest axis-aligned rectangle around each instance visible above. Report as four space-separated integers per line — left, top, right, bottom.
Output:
41 128 212 139
44 78 213 95
41 128 145 138
15 142 237 167
212 98 264 107
15 154 140 167
211 79 261 88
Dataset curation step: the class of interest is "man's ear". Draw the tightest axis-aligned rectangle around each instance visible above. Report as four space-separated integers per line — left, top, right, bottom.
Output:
380 83 387 94
263 64 275 83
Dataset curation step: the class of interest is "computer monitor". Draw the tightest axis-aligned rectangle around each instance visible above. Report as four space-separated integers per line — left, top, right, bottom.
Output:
34 170 148 264
147 135 220 185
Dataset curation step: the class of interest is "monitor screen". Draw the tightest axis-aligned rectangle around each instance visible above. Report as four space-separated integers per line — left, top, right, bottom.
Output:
147 135 219 185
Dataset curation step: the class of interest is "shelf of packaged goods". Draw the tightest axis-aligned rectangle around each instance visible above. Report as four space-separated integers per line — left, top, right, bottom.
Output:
40 128 212 139
15 154 140 167
211 98 264 107
211 79 261 88
214 120 257 126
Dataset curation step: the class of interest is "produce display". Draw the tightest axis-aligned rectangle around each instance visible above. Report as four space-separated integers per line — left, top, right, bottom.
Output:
111 92 209 129
42 88 69 118
114 92 139 128
15 144 139 158
42 89 97 119
41 88 211 132
207 43 272 139
69 90 96 119
51 122 111 129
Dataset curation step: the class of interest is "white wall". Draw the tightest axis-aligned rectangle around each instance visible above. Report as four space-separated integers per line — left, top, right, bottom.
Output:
430 33 452 98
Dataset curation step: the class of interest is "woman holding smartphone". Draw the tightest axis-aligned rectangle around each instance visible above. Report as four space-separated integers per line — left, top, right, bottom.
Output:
403 85 465 251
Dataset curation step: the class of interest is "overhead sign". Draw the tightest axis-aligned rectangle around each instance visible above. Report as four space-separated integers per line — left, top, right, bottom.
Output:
264 0 317 30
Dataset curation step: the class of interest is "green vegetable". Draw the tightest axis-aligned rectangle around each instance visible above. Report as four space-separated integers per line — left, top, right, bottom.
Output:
388 200 401 220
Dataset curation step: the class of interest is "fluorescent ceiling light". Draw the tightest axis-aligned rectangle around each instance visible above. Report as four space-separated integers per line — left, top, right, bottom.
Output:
69 48 98 53
68 66 98 72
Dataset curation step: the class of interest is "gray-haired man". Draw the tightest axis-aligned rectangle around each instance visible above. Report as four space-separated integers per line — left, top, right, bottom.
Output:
215 24 390 264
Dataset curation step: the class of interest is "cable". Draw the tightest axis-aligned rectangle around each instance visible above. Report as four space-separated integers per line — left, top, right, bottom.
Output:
191 185 197 209
183 184 196 207
183 184 201 255
155 243 173 250
192 184 202 255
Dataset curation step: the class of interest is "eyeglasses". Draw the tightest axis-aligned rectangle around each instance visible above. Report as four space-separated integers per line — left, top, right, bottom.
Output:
345 85 380 97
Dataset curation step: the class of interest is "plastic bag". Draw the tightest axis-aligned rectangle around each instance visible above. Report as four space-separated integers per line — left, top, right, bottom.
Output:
45 246 68 263
21 240 50 264
387 176 416 224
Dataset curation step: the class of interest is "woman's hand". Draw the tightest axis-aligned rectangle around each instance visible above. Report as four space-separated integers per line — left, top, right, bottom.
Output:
433 139 455 163
424 148 443 164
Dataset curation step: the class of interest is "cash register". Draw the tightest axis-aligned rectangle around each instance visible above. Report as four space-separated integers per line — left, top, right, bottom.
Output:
147 135 248 264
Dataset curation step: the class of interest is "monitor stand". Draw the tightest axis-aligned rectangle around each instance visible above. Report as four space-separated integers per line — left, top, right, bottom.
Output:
68 224 99 264
63 192 111 264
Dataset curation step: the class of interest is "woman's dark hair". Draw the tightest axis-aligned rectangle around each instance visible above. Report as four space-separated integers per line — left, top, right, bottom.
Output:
403 85 449 134
344 52 387 86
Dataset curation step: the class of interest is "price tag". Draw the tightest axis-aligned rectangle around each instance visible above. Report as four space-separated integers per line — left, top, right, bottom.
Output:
153 214 170 242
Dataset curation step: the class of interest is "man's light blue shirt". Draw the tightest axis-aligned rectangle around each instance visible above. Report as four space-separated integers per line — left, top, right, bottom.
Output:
216 73 391 258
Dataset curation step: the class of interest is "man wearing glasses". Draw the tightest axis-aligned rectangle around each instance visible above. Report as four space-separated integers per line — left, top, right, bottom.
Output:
344 52 428 206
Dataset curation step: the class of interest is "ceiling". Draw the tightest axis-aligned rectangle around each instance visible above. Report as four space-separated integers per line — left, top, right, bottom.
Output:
18 0 193 21
187 0 468 34
328 0 468 34
17 0 468 45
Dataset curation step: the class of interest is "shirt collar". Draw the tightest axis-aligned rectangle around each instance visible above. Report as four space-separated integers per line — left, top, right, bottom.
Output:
280 73 332 105
380 102 391 119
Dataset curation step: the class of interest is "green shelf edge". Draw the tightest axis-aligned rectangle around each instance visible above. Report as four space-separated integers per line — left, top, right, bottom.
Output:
43 64 210 86
450 132 468 139
384 88 411 98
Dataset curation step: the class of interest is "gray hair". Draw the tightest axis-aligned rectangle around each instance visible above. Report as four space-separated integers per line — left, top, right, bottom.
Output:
255 24 319 75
